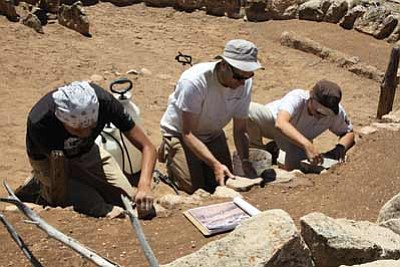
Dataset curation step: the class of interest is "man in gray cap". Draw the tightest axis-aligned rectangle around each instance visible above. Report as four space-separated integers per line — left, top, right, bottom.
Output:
25 81 157 218
159 39 262 194
247 79 355 171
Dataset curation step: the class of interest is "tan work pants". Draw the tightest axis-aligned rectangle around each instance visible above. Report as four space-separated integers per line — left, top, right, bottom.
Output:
29 144 135 217
162 132 232 194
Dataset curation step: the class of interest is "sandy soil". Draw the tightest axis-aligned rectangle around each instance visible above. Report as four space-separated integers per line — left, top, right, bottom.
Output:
1 3 400 266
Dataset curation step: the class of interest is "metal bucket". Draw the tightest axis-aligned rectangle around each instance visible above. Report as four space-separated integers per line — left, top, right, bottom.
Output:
233 148 272 177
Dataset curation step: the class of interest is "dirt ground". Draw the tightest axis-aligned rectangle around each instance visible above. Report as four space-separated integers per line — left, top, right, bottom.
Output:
1 3 400 266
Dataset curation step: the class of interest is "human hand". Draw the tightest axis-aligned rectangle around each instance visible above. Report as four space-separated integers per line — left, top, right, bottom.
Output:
213 163 235 186
305 144 324 166
134 188 154 212
241 160 258 178
324 144 346 162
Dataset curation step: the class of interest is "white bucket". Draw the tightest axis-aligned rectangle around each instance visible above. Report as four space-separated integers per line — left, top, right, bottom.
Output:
232 148 272 177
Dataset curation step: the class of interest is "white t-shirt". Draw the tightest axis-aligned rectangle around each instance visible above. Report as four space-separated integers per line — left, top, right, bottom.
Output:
160 62 252 142
266 89 352 140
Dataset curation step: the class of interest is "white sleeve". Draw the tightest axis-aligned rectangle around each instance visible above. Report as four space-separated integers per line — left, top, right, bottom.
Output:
277 90 304 115
329 106 353 136
175 79 205 115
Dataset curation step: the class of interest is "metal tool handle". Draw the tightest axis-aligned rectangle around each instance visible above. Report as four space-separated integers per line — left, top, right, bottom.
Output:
110 78 133 99
175 52 192 66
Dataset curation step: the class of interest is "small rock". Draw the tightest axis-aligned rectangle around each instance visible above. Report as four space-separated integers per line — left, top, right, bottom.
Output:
156 74 172 80
140 68 152 76
126 69 140 75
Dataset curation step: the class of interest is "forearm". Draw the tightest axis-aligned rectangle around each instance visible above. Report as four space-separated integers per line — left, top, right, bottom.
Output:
137 144 157 191
123 126 157 191
182 133 220 168
276 120 312 151
338 131 355 150
234 129 249 161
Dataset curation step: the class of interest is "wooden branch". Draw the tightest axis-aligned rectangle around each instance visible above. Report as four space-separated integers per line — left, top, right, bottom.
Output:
377 47 400 119
121 195 159 267
0 212 43 267
0 181 120 267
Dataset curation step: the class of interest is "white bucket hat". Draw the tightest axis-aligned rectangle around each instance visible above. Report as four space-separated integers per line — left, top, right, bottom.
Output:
216 39 262 72
53 81 99 129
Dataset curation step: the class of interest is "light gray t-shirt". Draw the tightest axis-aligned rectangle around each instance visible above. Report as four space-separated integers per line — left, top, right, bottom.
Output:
160 62 252 142
266 89 352 140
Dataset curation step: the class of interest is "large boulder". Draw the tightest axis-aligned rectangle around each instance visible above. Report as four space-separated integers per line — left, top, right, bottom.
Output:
0 0 19 21
266 0 298 20
301 212 400 267
298 0 331 22
324 0 348 23
377 192 400 223
39 0 59 13
204 0 225 16
225 0 242 19
339 5 367 29
143 0 176 7
175 0 203 12
58 1 89 36
245 0 269 22
354 6 398 39
163 209 314 267
22 13 43 33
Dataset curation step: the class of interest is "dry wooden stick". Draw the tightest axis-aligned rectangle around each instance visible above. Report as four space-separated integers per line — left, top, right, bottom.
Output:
0 181 120 267
0 212 43 267
121 195 159 267
377 47 400 119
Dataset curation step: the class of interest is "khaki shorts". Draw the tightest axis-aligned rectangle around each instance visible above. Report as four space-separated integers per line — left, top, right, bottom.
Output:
29 144 135 217
161 132 232 194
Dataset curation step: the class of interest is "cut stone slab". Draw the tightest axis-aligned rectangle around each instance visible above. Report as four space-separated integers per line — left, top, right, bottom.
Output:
382 109 400 123
340 259 400 266
358 125 378 136
163 209 314 267
379 219 400 235
213 186 242 199
157 194 201 209
301 212 400 267
377 192 400 223
226 176 263 192
371 122 400 131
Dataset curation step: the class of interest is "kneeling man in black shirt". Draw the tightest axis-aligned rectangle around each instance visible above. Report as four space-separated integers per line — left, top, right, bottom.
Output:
26 81 156 217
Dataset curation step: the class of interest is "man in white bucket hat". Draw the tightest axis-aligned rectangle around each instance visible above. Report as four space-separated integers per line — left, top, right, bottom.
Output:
159 39 262 194
24 81 157 218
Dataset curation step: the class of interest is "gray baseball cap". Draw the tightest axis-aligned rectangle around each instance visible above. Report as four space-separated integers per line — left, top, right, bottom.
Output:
216 39 262 72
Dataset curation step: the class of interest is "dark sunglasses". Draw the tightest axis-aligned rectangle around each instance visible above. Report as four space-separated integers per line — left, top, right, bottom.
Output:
228 64 254 81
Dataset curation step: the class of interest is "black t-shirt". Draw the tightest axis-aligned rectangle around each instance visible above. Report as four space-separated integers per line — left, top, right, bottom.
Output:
26 83 136 160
